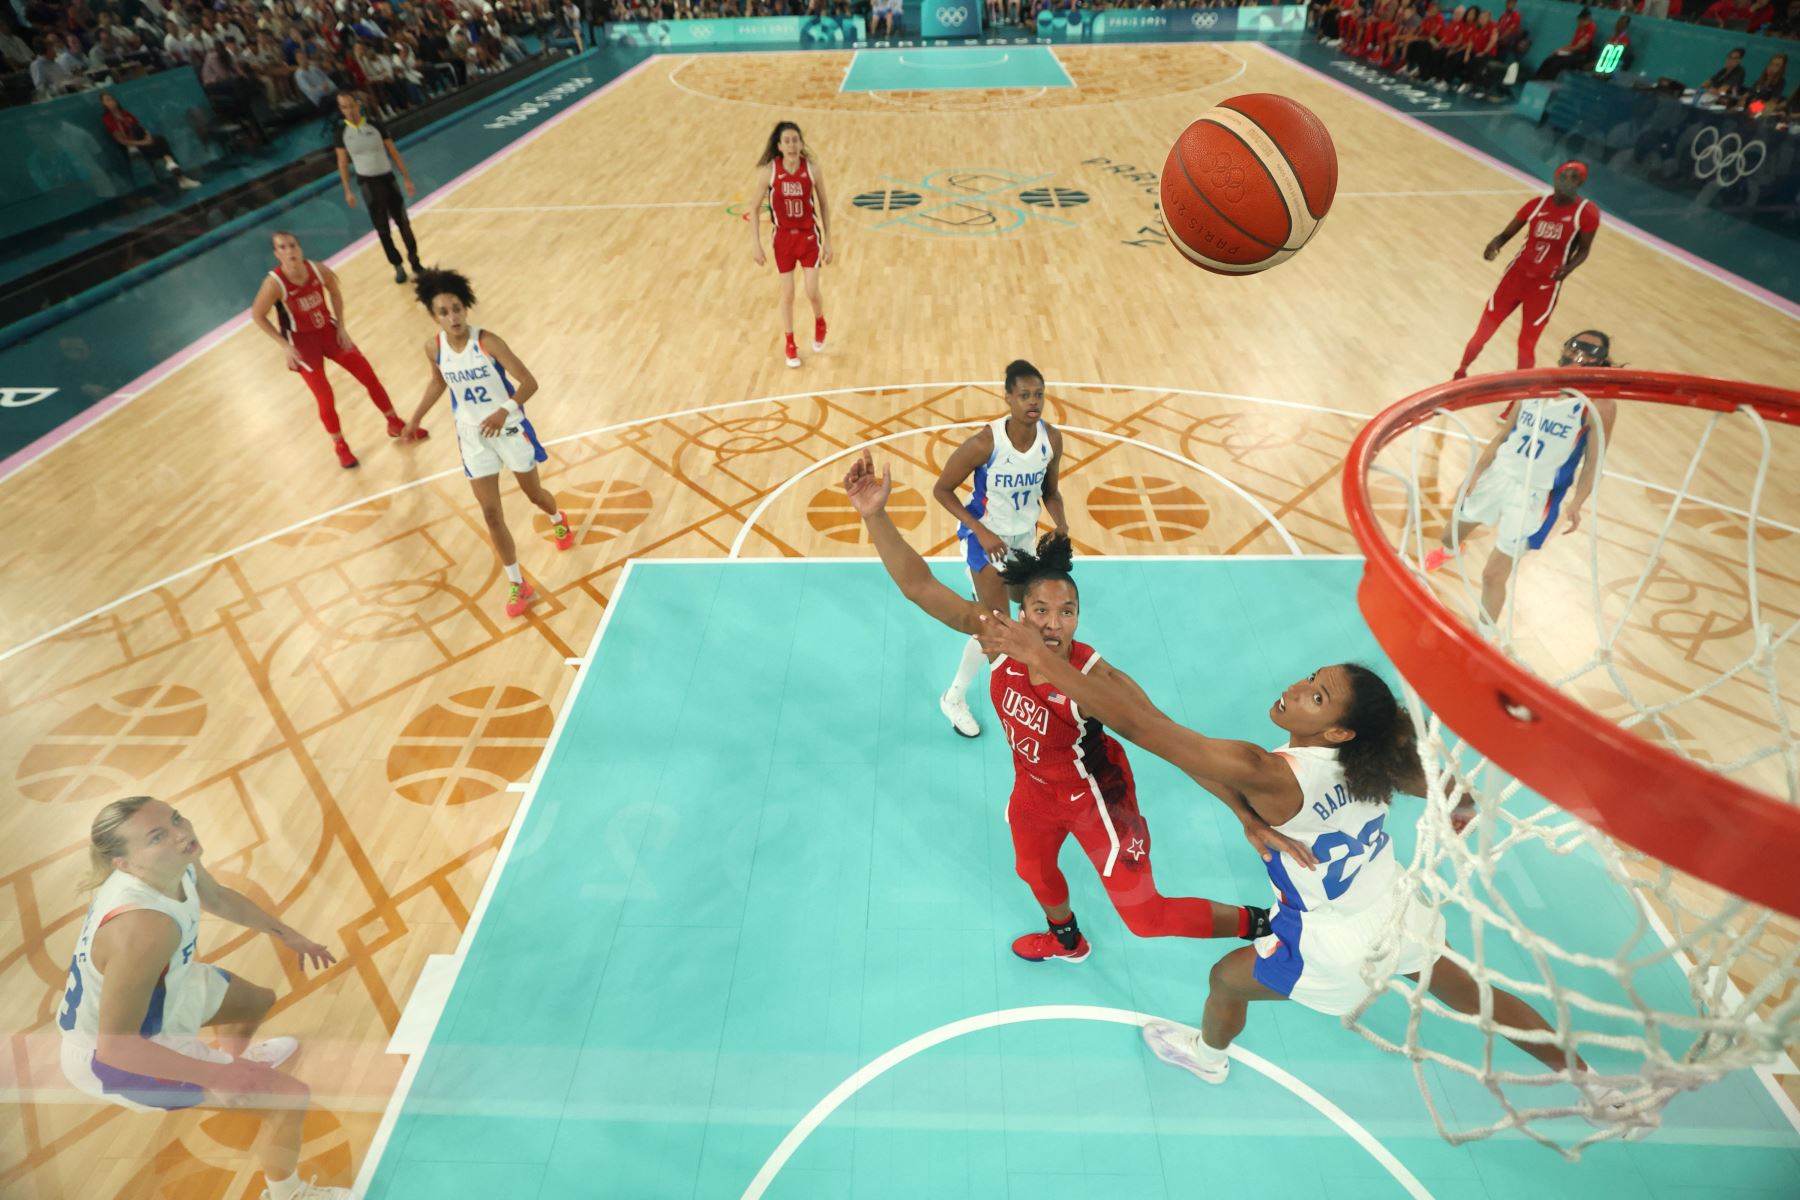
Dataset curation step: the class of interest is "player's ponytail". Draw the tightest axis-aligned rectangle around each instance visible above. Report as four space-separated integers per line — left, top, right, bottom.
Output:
84 795 154 891
1335 665 1417 805
997 531 1076 600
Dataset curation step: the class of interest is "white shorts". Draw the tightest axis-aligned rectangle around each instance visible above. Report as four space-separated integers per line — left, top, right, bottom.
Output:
960 524 1038 577
873 0 900 13
1252 894 1445 1017
1453 468 1563 558
457 419 547 479
60 966 232 1111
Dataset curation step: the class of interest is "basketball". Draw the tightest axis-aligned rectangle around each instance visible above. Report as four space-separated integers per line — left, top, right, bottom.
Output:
1160 94 1339 275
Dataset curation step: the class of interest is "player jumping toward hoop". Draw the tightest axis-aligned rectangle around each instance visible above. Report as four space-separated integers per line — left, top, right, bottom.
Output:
750 120 832 369
934 360 1068 738
401 269 576 619
1452 162 1599 380
1426 331 1619 623
975 615 1657 1137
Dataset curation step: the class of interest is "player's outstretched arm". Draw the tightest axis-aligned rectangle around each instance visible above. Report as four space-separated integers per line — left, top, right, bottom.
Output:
976 611 1300 821
194 863 336 972
846 450 983 638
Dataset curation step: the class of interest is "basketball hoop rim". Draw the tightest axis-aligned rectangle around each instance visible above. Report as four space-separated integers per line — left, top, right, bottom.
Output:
1344 369 1800 920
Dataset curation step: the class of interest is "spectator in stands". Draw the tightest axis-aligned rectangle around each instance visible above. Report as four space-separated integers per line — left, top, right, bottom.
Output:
1741 0 1775 31
1700 46 1747 99
1495 0 1526 54
99 89 200 186
32 36 87 94
56 32 90 74
244 32 298 103
1739 52 1787 106
293 47 338 108
1400 1 1447 78
871 0 899 38
1 23 34 70
1599 13 1631 70
1534 5 1597 80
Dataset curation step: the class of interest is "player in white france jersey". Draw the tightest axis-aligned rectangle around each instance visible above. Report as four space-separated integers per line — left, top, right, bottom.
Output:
402 268 577 620
1427 330 1619 622
931 359 1068 738
972 619 1655 1137
56 796 353 1199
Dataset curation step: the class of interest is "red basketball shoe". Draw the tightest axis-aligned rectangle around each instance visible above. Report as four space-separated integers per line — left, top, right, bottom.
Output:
550 511 575 551
813 316 827 353
784 333 801 369
505 580 537 618
1012 931 1091 963
334 439 358 469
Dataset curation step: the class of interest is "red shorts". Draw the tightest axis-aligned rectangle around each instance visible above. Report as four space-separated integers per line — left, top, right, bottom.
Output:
772 226 820 274
1009 743 1153 898
288 327 350 372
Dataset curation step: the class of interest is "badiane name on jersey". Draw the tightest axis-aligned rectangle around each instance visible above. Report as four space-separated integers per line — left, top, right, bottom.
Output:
1311 782 1359 822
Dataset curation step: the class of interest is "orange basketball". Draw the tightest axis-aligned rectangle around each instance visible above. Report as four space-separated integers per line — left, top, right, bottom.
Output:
1160 94 1338 275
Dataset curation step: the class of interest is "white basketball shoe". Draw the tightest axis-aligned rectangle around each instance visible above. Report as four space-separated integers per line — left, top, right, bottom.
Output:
1142 1021 1230 1085
939 690 980 737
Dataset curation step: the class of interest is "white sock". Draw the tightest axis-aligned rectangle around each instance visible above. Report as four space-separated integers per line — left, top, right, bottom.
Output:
265 1174 302 1200
548 508 565 526
1192 1033 1229 1068
163 156 179 170
504 561 523 585
946 635 988 702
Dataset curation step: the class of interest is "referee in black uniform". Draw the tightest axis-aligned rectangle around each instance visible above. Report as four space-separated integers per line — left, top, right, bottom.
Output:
335 91 425 284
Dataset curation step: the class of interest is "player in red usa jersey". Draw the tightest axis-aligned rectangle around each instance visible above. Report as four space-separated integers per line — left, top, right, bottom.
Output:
250 230 425 470
844 450 1275 963
1453 162 1600 381
750 121 833 370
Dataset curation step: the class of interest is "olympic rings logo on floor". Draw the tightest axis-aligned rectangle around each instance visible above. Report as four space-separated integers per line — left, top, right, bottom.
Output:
1690 127 1765 187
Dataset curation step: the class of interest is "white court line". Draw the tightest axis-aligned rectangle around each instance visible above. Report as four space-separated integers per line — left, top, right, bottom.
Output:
7 378 1791 664
424 200 727 212
726 421 1304 557
352 558 642 1197
738 1005 1433 1200
645 554 1361 565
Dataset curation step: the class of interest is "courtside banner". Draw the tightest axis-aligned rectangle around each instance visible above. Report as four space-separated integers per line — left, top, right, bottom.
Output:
921 0 983 38
1036 6 1304 41
605 15 865 47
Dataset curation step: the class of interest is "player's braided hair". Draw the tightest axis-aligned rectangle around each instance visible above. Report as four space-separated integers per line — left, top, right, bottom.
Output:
413 268 475 313
1336 664 1419 805
996 531 1076 599
1005 360 1044 394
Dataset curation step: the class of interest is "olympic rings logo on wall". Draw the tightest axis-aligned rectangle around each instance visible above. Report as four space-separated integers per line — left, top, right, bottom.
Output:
1190 10 1218 26
936 6 969 23
1691 127 1766 187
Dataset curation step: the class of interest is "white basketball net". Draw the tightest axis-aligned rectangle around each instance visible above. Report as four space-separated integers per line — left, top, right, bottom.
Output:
1346 389 1800 1159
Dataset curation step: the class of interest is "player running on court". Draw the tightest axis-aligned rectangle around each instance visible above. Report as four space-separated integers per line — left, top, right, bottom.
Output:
1427 330 1619 622
749 120 832 369
934 360 1068 738
846 449 1272 962
974 613 1655 1134
401 269 576 619
1453 161 1599 380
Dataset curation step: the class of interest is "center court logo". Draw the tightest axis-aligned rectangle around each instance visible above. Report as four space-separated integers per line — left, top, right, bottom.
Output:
851 166 1090 237
1690 127 1765 186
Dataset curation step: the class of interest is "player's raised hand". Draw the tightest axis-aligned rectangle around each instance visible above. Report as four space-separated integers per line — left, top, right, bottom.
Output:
975 609 1041 662
843 449 891 516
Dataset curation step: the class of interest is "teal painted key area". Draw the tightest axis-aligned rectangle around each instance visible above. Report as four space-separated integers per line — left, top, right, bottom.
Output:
368 559 1800 1200
841 46 1077 92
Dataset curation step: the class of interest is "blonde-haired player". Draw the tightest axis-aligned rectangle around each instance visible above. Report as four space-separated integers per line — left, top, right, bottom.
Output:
56 796 352 1199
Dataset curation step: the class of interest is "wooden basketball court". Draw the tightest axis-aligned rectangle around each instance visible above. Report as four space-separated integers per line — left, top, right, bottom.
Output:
2 43 1795 1199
